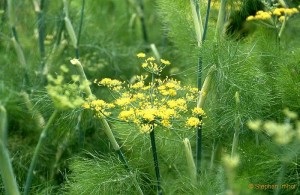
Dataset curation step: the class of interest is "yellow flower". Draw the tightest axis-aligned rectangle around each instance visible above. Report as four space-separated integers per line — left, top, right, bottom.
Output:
192 107 205 116
167 99 187 111
97 78 123 91
186 117 201 128
130 81 144 89
138 108 157 122
279 16 285 22
160 59 171 65
261 12 271 20
137 52 146 58
119 109 135 121
142 62 148 68
133 93 145 99
256 10 264 15
83 99 114 117
139 124 153 133
146 57 155 61
82 102 90 109
161 119 171 128
115 97 132 106
246 15 255 21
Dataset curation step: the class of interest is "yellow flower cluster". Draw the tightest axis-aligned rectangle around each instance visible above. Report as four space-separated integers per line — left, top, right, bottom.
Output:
46 66 88 110
246 10 272 21
137 52 171 75
186 117 201 128
157 78 181 96
95 78 123 91
186 107 205 128
247 108 300 145
246 7 299 23
84 54 206 133
129 75 150 90
113 77 188 132
83 99 114 117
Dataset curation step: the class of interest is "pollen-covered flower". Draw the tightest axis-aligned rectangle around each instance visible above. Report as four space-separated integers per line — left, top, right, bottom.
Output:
137 53 172 74
139 123 154 133
160 59 171 65
167 98 187 111
96 78 123 91
278 16 285 22
137 52 146 58
119 108 135 121
186 117 201 128
115 97 133 107
83 99 114 117
192 107 205 116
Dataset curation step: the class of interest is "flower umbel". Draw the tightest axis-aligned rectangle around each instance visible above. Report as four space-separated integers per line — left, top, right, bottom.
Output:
137 52 171 75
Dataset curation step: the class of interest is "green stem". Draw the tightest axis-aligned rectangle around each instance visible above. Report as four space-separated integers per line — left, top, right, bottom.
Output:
202 0 211 42
136 0 148 45
183 138 196 184
149 127 162 195
215 0 227 41
278 16 287 39
76 0 85 58
195 117 202 175
99 117 144 195
33 0 46 67
7 0 29 87
0 106 20 195
24 109 59 195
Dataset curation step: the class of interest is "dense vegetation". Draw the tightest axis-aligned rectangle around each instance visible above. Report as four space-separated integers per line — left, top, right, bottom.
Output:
0 0 300 194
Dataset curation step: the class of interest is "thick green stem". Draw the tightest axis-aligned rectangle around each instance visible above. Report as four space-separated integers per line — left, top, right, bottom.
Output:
183 138 196 184
215 0 227 41
7 0 29 86
76 0 85 58
136 0 148 44
190 0 203 46
202 0 211 42
149 128 162 195
195 117 202 175
278 16 287 39
24 110 59 195
33 0 46 66
99 117 144 195
0 106 20 195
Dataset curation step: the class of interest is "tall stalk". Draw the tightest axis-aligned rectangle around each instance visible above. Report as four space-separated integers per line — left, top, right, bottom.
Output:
183 138 197 184
190 0 212 175
196 65 216 174
136 0 148 45
33 0 46 70
150 127 162 195
215 0 227 41
0 105 20 195
7 0 29 86
76 0 85 58
24 109 59 195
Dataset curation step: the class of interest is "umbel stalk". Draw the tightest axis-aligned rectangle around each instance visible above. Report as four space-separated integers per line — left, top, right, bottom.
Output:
149 126 162 195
